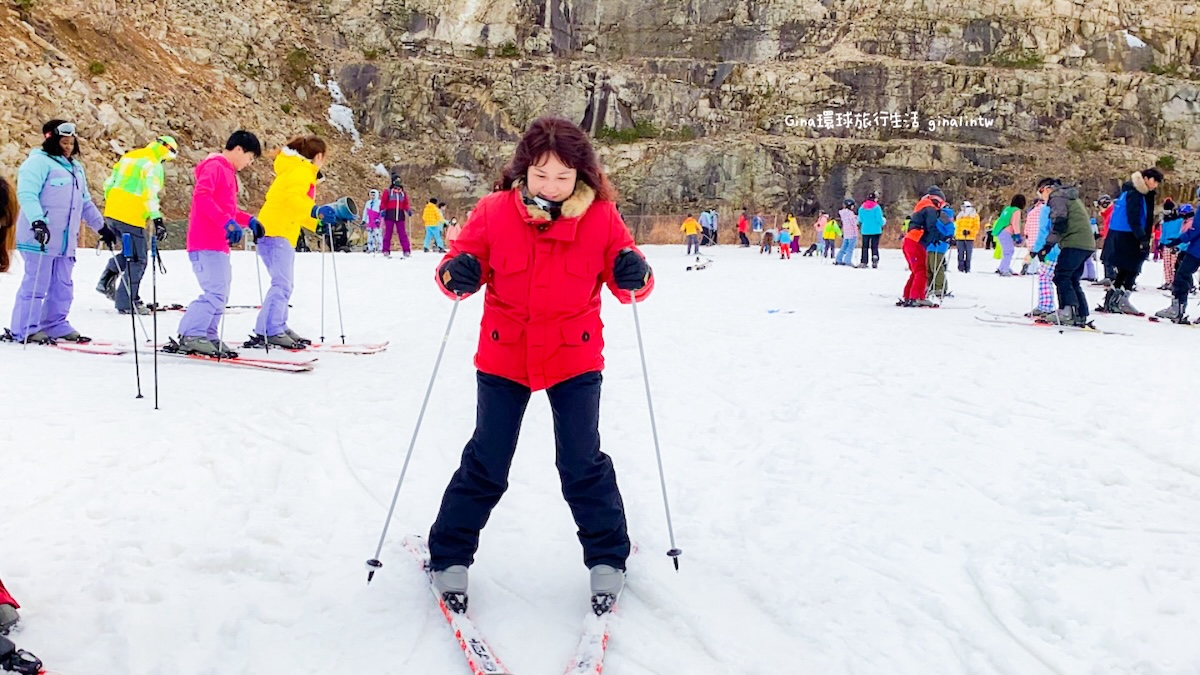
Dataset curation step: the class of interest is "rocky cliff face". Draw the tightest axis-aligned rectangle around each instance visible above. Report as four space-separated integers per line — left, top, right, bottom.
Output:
2 0 1199 240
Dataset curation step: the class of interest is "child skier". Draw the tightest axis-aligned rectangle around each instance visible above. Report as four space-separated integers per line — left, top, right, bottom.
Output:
835 199 859 266
1155 203 1198 322
380 177 412 258
926 204 954 299
777 220 793 258
422 198 446 252
992 194 1026 276
954 201 980 272
822 214 841 258
1027 180 1061 318
1158 201 1183 289
362 189 382 253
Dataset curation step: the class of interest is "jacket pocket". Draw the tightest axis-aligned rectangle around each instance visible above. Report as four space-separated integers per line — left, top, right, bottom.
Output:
495 253 529 275
482 311 525 345
560 314 600 346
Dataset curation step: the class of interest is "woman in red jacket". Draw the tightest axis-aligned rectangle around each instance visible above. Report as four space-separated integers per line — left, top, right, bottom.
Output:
427 117 653 614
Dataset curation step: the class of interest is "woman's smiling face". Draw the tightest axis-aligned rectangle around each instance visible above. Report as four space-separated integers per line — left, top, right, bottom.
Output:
527 152 576 202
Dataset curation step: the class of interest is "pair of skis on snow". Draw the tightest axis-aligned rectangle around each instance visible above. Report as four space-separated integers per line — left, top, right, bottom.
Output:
401 536 616 675
974 311 1130 335
3 335 389 372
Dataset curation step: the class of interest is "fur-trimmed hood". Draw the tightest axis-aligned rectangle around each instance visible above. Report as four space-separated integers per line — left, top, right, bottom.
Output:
516 180 596 222
1131 171 1151 195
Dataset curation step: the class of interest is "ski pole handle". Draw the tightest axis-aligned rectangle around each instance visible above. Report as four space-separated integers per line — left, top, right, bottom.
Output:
121 232 133 259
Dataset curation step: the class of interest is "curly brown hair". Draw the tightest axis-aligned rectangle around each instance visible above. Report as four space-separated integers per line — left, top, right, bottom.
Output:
0 175 16 273
499 117 616 202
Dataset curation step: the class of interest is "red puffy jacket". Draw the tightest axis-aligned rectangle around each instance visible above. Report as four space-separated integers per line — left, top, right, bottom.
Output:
435 183 654 391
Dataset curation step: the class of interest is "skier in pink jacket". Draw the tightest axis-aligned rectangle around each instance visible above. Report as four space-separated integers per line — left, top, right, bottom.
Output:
176 131 262 356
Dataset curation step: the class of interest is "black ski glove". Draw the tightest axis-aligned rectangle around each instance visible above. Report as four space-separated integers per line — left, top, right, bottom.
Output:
1163 238 1182 249
30 220 49 246
97 223 118 249
613 249 651 291
439 253 482 295
153 217 168 242
248 217 265 240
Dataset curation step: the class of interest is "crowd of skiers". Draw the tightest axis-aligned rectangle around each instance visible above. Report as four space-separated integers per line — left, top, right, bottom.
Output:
672 165 1193 328
357 182 462 257
0 119 370 355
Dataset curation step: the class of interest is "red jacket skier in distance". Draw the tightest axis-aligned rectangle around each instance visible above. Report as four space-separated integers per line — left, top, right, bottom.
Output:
435 130 654 392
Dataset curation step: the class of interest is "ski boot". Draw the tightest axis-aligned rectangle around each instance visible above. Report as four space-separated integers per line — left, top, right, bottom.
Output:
118 304 151 316
589 564 625 616
1046 306 1076 325
1155 299 1184 321
1025 308 1054 319
432 565 469 614
284 328 312 346
96 269 118 300
912 298 937 307
1098 288 1120 313
0 635 41 675
872 255 879 269
1115 289 1143 315
895 298 914 307
174 335 237 358
264 333 307 349
56 331 92 343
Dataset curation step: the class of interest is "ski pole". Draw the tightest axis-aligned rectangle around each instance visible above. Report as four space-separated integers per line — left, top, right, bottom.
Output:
252 244 269 354
366 294 462 583
151 237 160 410
327 225 348 344
320 227 327 343
629 286 683 571
20 246 47 350
105 246 152 343
121 233 144 399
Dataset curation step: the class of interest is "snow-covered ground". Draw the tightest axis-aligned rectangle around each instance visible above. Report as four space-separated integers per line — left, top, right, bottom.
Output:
3 244 1200 674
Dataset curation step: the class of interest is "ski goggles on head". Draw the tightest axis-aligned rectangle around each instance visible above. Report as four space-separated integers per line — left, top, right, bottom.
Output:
54 122 77 137
157 136 179 157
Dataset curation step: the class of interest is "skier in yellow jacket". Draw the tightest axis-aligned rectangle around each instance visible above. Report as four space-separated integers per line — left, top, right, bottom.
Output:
681 213 702 254
249 135 350 349
422 198 446 252
95 135 178 314
954 200 981 272
822 217 842 258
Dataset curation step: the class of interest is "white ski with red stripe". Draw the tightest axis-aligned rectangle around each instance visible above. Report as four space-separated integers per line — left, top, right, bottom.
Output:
563 608 619 675
401 535 512 675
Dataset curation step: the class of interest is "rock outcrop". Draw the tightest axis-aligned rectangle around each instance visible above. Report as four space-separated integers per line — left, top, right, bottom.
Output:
2 0 1199 243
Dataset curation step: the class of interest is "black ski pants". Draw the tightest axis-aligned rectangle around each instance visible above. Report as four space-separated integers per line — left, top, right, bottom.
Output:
429 371 630 571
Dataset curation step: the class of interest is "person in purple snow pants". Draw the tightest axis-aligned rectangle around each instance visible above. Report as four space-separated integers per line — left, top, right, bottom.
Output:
175 131 263 356
6 119 114 344
380 175 412 258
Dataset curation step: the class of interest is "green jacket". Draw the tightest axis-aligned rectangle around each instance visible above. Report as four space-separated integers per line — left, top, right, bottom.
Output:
1046 185 1093 251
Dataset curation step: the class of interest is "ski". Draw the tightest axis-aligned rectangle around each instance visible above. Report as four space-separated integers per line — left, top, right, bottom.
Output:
154 350 315 372
241 338 390 355
686 256 712 271
974 315 1129 335
0 331 127 355
156 339 315 372
400 535 512 675
1148 316 1195 327
562 600 620 675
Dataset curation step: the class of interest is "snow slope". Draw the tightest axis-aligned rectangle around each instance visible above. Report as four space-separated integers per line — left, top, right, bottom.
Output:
2 245 1200 674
